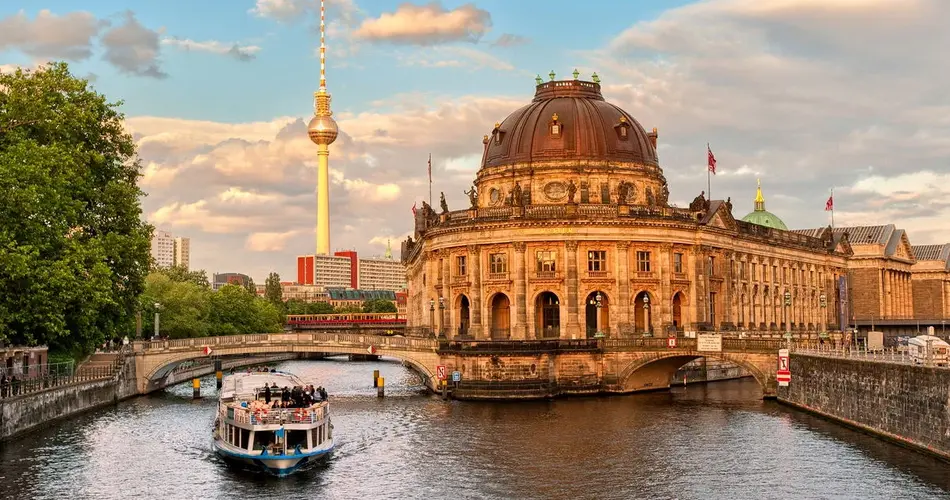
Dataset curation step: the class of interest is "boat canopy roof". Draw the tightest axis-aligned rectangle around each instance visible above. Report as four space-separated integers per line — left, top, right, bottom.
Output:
908 335 950 347
220 371 306 400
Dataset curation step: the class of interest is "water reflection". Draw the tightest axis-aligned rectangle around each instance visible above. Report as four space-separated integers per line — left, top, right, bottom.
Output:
1 357 948 500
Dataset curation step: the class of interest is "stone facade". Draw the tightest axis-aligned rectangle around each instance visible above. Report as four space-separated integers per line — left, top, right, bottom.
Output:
911 244 950 320
404 78 851 340
779 354 950 461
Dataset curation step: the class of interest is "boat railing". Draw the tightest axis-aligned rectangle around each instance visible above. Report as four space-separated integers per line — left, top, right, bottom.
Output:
226 403 329 426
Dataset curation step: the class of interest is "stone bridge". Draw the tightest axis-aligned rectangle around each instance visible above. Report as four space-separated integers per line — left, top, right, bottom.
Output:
131 333 789 398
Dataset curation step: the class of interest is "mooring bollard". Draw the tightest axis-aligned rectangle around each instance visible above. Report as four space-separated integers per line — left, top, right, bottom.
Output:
373 369 380 388
377 377 385 398
192 378 201 399
215 360 223 390
441 379 448 400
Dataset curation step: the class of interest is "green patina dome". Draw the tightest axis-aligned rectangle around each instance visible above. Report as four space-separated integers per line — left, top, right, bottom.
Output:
740 180 788 230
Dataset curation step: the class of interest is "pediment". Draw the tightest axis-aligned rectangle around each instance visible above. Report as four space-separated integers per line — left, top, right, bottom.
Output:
707 202 738 230
894 233 914 261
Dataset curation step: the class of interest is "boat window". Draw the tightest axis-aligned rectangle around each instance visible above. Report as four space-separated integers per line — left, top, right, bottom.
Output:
240 429 251 450
253 431 273 451
287 430 308 452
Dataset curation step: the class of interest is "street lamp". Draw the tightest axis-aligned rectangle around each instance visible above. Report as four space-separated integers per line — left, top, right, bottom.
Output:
153 302 162 341
589 292 604 338
643 294 651 336
429 299 436 337
438 297 446 338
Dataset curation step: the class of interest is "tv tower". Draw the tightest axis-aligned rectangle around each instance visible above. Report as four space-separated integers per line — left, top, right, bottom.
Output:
307 0 338 255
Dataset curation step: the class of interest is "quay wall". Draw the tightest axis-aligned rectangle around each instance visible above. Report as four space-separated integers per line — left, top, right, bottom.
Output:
440 350 770 400
778 354 950 461
0 354 296 441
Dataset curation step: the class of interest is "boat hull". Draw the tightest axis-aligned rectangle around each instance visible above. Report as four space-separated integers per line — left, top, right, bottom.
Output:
212 439 333 477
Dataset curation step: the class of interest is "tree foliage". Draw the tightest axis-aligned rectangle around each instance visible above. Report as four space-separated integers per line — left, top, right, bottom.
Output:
264 272 282 305
141 270 282 338
285 300 335 315
363 298 397 313
0 63 151 352
156 265 210 288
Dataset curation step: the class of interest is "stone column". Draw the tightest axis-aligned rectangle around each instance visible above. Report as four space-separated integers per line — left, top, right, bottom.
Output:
616 242 631 335
689 247 701 330
513 242 527 340
468 244 483 339
566 241 580 338
442 252 451 335
658 244 673 333
882 270 891 320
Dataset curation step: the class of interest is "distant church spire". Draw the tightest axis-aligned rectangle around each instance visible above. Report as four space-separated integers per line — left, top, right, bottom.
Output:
754 178 766 211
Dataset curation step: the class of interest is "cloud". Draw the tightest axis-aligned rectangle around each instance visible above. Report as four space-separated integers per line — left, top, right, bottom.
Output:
246 230 303 252
250 0 361 26
353 2 492 45
135 92 523 280
491 33 529 47
579 0 950 243
161 37 261 61
0 9 105 61
100 11 166 78
399 46 514 71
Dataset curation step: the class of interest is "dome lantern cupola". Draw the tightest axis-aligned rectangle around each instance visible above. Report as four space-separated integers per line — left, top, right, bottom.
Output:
741 179 788 231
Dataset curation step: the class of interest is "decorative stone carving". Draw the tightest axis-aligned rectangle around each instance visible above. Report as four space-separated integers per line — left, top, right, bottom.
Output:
659 183 669 206
464 185 478 208
565 241 579 251
567 180 577 203
725 197 733 213
512 182 524 207
617 181 630 205
440 192 449 214
513 241 527 252
689 191 707 211
543 181 567 202
489 187 502 206
467 244 479 254
645 186 655 206
617 241 631 250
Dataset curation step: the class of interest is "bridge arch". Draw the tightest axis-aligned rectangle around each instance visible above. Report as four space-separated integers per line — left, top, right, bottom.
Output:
616 351 774 396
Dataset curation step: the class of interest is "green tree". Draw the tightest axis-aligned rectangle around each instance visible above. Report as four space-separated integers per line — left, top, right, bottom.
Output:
335 304 363 314
310 301 335 314
264 272 282 304
363 298 397 313
140 272 210 338
156 265 210 288
0 63 151 352
244 277 257 296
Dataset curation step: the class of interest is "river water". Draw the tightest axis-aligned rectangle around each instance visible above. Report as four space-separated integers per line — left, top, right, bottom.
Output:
2 358 949 500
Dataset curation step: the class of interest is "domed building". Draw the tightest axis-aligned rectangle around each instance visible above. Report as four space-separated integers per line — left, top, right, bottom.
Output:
402 73 853 339
741 180 788 231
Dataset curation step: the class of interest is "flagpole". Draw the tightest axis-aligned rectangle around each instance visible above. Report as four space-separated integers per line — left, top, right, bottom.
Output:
707 143 712 201
428 153 432 208
830 187 835 229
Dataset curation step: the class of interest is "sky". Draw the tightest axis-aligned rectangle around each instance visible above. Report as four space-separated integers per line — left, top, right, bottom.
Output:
2 0 950 283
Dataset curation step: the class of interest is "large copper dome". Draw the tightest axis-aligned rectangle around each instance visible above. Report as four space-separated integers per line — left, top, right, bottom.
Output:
481 78 658 169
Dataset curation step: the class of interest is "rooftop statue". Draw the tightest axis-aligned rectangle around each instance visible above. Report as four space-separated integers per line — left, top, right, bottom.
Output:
440 192 449 214
464 185 478 208
567 180 577 204
689 191 707 211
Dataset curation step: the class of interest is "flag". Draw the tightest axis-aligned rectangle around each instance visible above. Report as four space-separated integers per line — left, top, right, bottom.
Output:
428 153 432 184
411 202 417 216
825 195 834 211
707 144 717 174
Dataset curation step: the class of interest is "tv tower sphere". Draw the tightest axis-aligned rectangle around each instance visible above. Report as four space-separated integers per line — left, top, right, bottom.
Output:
308 112 338 145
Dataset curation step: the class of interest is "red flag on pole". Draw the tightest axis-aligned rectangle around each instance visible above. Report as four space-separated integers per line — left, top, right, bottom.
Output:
707 144 717 174
411 202 417 216
825 194 834 211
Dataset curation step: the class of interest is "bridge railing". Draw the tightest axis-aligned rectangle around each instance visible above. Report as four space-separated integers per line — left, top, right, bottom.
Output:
438 338 601 354
133 332 439 353
0 364 114 399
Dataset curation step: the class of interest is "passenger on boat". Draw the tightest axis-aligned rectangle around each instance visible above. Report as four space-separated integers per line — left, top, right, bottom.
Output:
263 385 272 404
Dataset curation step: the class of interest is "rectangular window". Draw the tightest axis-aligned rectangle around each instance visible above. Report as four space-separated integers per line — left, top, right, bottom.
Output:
773 265 778 282
636 251 651 272
456 255 466 276
709 256 716 276
588 250 606 272
673 253 683 273
751 263 757 281
489 253 507 274
536 250 557 273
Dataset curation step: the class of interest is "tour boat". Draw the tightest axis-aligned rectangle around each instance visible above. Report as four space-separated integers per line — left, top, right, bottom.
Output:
212 370 333 476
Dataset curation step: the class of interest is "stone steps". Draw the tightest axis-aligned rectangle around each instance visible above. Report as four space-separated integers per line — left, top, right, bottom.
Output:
77 352 120 377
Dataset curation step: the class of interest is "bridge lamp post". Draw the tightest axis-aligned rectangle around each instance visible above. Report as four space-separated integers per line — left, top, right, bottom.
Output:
590 292 604 338
429 299 436 337
819 293 827 335
438 297 446 339
643 294 651 337
153 302 162 341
